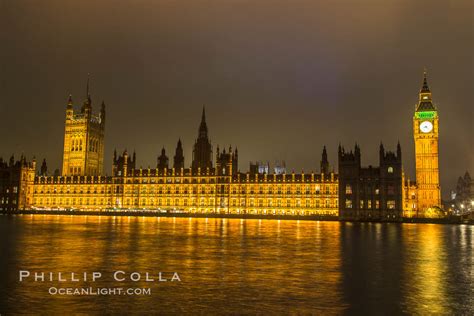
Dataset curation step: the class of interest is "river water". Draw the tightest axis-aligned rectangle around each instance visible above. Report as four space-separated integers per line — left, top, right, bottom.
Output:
0 215 472 314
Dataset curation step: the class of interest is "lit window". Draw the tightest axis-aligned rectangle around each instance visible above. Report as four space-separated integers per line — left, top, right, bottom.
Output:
388 167 393 173
387 200 396 209
345 184 352 194
345 199 352 209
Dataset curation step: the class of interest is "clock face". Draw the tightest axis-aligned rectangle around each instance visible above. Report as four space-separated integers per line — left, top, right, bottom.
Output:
419 121 433 133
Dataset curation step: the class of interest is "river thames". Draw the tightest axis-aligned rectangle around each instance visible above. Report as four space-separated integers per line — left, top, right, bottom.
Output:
0 215 472 314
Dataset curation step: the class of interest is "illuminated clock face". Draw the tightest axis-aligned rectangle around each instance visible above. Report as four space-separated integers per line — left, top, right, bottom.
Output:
419 121 433 133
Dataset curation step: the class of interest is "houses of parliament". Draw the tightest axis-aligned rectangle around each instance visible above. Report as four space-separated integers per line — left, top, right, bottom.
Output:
0 72 443 220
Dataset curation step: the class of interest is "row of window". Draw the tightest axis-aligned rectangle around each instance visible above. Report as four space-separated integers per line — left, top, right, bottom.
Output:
34 185 337 195
1 197 17 204
69 167 82 175
70 138 83 152
33 197 338 208
345 184 396 195
0 186 18 194
345 199 396 209
70 138 100 153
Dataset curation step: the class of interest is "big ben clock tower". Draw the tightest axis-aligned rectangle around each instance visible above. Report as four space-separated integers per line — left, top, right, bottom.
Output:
413 70 441 212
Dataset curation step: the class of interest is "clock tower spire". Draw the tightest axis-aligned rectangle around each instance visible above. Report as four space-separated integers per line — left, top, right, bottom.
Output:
416 69 435 111
413 69 441 214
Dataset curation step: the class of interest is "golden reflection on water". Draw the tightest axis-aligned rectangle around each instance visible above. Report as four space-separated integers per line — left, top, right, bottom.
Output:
401 223 473 314
402 224 447 314
0 215 472 314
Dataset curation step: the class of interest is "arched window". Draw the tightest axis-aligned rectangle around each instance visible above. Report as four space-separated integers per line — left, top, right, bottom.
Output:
388 166 394 173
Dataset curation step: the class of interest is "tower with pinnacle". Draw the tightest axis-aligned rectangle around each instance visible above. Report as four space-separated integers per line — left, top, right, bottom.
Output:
62 75 106 176
413 70 441 212
191 107 213 171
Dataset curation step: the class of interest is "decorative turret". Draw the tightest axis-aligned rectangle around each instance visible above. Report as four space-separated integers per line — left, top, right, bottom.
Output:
40 159 48 176
464 171 471 182
320 145 329 174
354 143 361 162
100 101 106 125
112 149 136 176
157 147 169 169
67 94 73 108
66 95 74 119
173 139 184 169
232 147 238 172
216 145 238 175
20 154 26 166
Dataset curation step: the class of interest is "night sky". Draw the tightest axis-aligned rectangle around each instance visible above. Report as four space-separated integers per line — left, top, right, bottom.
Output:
1 0 472 198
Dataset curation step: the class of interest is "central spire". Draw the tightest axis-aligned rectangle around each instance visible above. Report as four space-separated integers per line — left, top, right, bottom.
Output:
199 105 208 138
192 106 213 171
320 145 329 174
86 73 91 98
